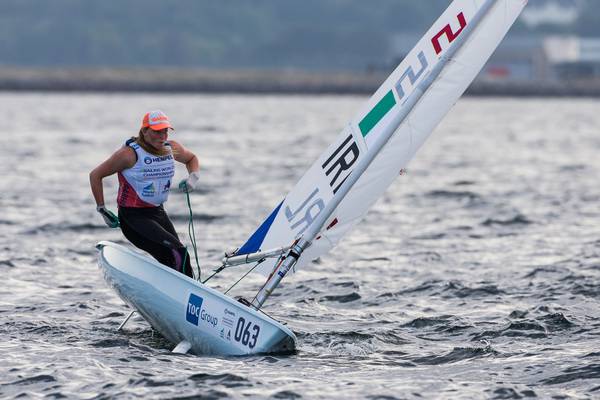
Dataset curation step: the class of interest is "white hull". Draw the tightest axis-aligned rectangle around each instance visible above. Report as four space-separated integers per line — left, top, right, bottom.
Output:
96 241 296 356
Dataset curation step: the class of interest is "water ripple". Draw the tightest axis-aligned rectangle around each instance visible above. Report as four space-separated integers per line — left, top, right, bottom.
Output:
1 95 599 398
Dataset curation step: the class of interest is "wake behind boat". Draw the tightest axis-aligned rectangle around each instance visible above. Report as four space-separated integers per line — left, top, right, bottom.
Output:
97 0 527 355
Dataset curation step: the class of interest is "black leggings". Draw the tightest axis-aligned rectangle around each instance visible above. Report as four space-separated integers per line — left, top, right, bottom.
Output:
118 206 193 278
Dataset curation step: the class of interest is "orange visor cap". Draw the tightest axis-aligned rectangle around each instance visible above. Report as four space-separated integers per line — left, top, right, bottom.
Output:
142 110 174 131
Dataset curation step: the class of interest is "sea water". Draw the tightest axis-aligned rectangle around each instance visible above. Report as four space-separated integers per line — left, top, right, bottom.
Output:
1 93 599 398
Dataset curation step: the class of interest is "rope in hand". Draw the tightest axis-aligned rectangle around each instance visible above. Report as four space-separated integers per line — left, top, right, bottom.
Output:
184 189 201 281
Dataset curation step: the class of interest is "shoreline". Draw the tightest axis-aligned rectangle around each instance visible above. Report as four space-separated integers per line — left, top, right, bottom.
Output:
1 67 599 97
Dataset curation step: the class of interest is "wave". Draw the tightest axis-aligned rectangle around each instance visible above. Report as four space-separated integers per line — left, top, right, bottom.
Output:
441 281 506 299
482 214 532 227
188 373 251 389
376 280 505 301
402 315 474 335
541 364 600 385
320 292 361 303
411 344 498 365
472 312 575 340
1 321 70 337
270 390 303 399
24 222 106 234
4 375 56 386
0 260 16 268
425 189 484 204
90 338 131 348
491 387 537 399
402 315 454 329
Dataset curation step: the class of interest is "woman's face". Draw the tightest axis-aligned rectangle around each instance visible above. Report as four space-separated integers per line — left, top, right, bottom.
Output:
143 128 169 150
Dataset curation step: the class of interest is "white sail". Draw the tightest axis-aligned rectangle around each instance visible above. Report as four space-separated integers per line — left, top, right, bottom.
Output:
236 0 527 275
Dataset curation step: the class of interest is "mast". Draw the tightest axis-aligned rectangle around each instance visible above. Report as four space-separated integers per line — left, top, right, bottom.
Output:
251 0 498 310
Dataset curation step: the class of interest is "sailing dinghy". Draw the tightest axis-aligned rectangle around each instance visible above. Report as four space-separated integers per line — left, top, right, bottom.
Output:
97 0 527 355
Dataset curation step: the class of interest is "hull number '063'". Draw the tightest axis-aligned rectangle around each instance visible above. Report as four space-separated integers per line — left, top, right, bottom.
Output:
234 317 260 349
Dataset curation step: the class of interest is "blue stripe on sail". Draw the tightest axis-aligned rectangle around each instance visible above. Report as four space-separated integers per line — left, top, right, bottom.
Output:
237 201 283 255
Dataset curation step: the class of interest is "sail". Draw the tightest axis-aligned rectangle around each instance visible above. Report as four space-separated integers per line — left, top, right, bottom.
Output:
237 0 527 275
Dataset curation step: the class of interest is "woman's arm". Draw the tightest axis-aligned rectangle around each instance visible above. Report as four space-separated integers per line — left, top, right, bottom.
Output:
170 140 199 173
89 147 136 206
170 140 200 192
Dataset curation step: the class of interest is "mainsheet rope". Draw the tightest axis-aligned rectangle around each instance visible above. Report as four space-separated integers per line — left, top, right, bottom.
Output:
184 189 201 280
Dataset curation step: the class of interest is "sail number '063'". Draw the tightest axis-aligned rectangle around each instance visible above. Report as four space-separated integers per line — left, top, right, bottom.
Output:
234 317 260 349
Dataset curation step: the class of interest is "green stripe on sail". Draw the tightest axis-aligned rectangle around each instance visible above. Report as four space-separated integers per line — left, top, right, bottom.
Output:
358 90 397 137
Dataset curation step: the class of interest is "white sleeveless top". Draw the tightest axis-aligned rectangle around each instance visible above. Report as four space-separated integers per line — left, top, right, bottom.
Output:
117 139 175 207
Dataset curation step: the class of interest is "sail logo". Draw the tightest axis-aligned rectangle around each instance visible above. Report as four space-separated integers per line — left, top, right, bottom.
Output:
358 11 468 138
186 293 204 325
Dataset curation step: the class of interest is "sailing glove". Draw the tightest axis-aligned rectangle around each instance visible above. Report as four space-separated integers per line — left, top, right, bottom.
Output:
178 171 200 193
96 205 120 228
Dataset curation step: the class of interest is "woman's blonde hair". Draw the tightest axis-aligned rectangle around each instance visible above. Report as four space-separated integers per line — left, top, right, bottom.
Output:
134 128 173 156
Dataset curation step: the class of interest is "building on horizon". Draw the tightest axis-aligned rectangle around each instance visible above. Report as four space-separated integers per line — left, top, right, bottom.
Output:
519 0 582 28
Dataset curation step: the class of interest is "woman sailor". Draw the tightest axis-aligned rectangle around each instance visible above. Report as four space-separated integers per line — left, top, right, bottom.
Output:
90 110 200 278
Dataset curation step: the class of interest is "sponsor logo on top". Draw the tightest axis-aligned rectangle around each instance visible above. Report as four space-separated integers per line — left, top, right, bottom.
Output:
142 183 155 197
144 154 174 165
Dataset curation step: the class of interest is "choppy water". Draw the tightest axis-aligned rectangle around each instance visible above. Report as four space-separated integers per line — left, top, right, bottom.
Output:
1 93 600 399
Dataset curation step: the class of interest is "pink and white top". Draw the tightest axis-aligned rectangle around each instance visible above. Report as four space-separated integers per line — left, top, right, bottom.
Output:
117 139 175 208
